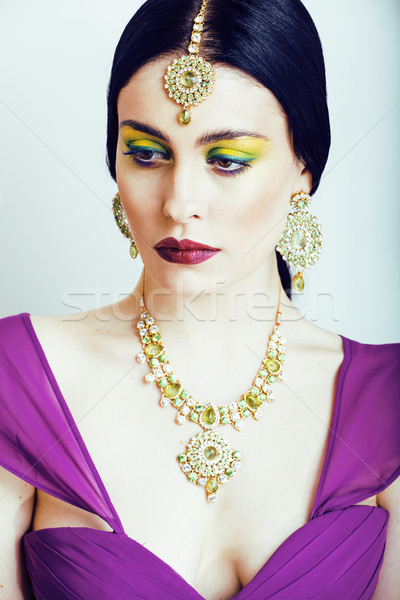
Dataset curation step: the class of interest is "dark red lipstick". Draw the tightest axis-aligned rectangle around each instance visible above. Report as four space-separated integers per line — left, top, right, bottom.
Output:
154 237 220 264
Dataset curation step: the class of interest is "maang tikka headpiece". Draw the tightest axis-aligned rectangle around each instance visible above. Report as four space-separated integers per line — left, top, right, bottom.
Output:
164 0 215 126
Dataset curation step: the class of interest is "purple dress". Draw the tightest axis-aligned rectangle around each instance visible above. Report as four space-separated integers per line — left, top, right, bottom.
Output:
0 312 399 600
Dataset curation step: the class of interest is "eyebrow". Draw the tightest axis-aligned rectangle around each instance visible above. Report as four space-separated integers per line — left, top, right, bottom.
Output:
119 120 268 146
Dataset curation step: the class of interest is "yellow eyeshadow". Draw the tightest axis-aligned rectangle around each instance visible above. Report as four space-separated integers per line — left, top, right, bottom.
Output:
205 137 269 158
120 127 167 151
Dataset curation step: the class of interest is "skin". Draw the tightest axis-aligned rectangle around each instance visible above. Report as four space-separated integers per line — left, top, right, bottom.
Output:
2 58 398 599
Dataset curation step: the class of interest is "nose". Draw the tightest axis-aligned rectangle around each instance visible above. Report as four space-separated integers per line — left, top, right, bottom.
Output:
162 158 207 223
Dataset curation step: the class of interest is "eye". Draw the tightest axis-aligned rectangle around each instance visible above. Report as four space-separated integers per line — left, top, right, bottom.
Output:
122 144 170 168
207 155 253 177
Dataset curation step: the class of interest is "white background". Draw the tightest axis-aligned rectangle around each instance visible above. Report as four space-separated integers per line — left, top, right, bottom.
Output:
0 0 399 343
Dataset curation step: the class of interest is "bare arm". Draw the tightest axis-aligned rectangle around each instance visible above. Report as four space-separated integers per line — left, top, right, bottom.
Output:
373 473 400 599
0 467 36 599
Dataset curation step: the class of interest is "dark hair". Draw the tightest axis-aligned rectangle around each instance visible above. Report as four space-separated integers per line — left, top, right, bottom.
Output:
106 0 331 296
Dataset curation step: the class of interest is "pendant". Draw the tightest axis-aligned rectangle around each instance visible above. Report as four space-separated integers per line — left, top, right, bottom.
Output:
177 430 242 502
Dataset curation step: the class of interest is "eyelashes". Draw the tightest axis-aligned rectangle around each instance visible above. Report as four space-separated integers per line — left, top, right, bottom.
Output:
122 146 253 178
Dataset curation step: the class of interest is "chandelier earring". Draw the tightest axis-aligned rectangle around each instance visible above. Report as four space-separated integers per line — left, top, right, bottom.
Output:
276 192 322 292
112 192 139 260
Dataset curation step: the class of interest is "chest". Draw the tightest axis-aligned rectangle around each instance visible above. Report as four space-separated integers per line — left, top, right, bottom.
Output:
33 344 340 600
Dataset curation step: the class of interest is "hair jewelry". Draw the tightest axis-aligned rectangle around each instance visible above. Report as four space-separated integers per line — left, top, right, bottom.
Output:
163 0 215 125
276 192 322 292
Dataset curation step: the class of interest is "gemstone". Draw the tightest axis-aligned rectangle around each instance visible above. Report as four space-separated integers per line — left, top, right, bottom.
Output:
191 32 201 43
159 377 167 387
234 421 244 431
250 386 259 396
194 15 204 23
136 353 146 363
226 468 234 478
203 445 218 461
195 404 203 413
221 416 230 425
267 350 276 359
173 398 183 408
188 472 197 482
180 389 189 399
242 409 250 418
293 273 305 292
258 393 266 401
145 373 155 383
160 397 169 407
179 109 191 125
130 244 138 259
206 479 218 493
188 43 198 53
189 412 198 422
180 70 197 88
139 328 147 336
149 358 158 367
219 406 228 415
232 451 242 460
202 406 217 426
150 325 158 334
254 410 262 420
167 374 177 383
182 464 191 473
267 375 276 384
265 358 281 375
260 369 268 377
165 382 182 398
198 477 207 486
144 343 164 358
232 461 241 469
245 393 260 411
207 493 217 502
238 399 246 409
141 336 150 344
218 474 227 483
181 405 190 415
177 454 186 462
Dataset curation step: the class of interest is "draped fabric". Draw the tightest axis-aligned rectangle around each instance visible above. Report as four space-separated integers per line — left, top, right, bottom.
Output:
0 313 399 600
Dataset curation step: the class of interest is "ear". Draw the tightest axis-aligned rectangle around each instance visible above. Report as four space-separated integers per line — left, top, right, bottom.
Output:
297 163 312 195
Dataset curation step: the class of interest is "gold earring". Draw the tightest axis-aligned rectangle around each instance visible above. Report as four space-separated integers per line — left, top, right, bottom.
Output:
276 192 322 292
112 192 139 260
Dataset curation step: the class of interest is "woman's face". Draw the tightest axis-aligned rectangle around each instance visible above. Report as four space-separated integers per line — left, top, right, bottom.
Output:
116 58 311 298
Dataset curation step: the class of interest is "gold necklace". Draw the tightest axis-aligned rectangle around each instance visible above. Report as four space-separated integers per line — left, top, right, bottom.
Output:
136 289 286 502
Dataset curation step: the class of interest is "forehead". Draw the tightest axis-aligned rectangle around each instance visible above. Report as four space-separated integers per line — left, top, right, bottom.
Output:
117 58 289 143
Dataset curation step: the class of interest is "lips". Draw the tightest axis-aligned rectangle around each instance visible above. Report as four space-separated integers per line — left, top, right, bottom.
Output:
154 237 219 251
154 237 220 265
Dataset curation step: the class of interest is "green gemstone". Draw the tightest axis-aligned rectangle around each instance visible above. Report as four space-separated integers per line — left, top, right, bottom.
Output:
293 273 305 292
219 406 228 415
141 336 150 344
149 358 158 367
206 479 218 493
180 70 197 88
242 409 250 418
202 406 217 425
152 333 161 341
232 451 242 460
278 353 286 361
189 412 198 422
245 393 260 411
178 109 191 125
260 369 268 378
164 382 182 399
268 375 276 384
226 468 234 478
144 343 164 358
221 416 230 425
296 199 307 209
267 350 276 359
177 454 186 462
180 389 189 399
159 354 167 362
195 404 203 413
265 358 281 375
251 386 259 396
159 378 167 387
173 398 183 408
258 393 266 401
203 445 218 460
129 244 138 259
238 399 246 409
188 472 197 482
167 374 177 383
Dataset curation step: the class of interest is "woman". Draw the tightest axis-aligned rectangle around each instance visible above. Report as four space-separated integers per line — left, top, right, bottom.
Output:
0 0 399 598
